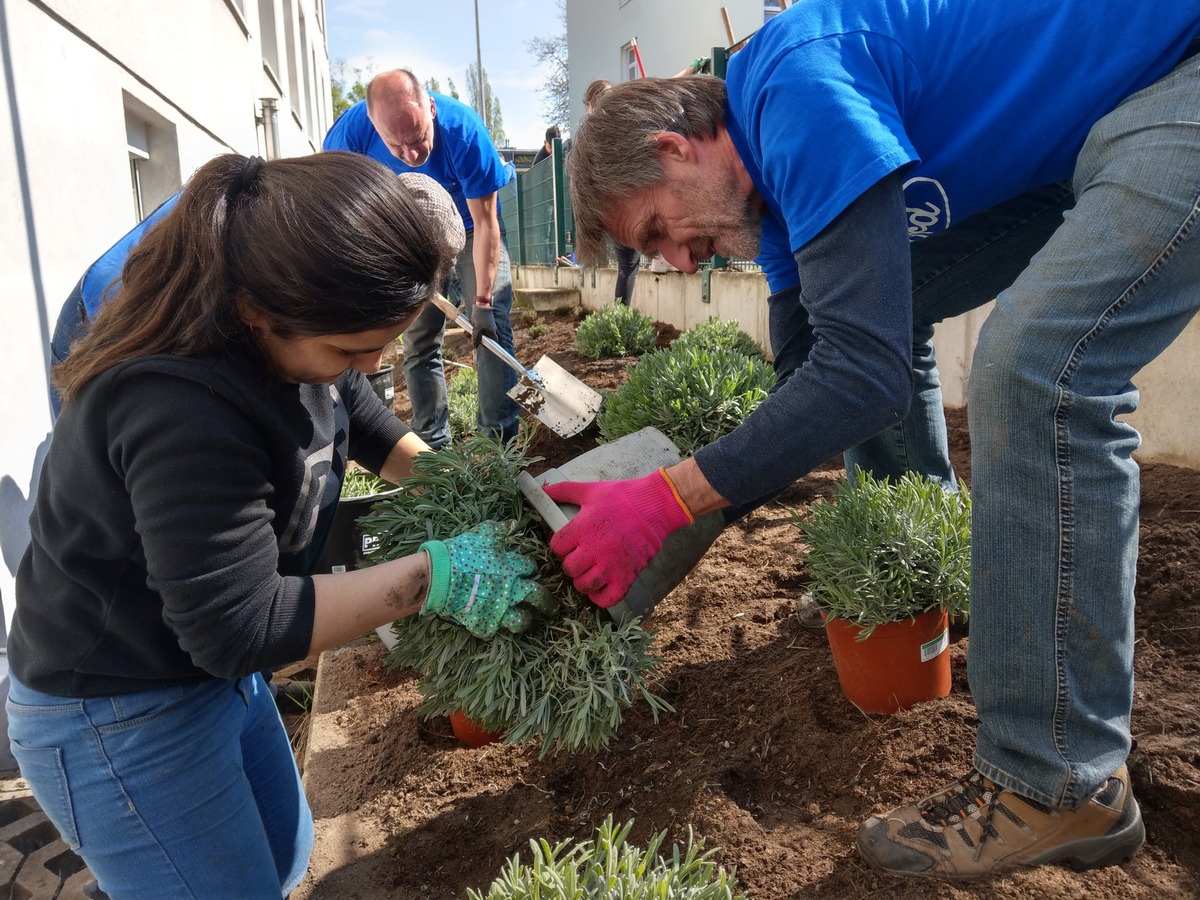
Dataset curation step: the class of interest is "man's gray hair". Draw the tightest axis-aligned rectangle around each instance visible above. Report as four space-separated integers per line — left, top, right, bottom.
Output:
567 75 727 265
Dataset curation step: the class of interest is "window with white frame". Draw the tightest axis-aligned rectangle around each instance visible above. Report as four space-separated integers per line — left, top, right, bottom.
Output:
123 96 181 223
258 0 281 87
764 1 782 24
622 42 638 81
283 0 301 123
300 10 313 132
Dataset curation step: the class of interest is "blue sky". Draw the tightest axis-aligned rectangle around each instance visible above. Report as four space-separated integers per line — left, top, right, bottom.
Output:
325 0 563 149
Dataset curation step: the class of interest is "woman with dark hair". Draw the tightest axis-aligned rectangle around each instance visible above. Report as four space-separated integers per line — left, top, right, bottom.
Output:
7 152 547 898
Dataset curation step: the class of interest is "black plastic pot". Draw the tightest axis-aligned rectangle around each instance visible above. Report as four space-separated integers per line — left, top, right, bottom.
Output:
367 364 395 408
314 487 402 573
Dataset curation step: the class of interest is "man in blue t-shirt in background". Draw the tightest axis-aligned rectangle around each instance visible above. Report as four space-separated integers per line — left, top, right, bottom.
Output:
48 195 179 418
546 0 1200 883
324 69 520 448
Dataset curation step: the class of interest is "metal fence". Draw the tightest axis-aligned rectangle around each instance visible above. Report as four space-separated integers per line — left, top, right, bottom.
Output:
501 139 571 266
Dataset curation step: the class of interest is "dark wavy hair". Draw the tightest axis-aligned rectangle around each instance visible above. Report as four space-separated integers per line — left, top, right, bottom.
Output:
54 151 454 403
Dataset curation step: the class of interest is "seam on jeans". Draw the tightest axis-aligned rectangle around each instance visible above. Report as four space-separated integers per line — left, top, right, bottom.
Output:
1049 186 1200 799
82 703 201 897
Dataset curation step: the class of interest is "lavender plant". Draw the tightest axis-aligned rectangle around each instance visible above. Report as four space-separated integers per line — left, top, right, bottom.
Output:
470 815 746 900
361 433 670 755
792 469 972 639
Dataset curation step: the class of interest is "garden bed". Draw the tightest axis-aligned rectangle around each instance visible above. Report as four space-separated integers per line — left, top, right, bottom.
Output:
294 308 1200 899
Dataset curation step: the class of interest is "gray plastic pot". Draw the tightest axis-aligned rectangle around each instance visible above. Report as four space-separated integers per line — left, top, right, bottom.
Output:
518 427 724 624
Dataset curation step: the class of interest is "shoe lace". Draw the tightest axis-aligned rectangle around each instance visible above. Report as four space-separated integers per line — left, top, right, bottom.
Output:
919 770 1003 859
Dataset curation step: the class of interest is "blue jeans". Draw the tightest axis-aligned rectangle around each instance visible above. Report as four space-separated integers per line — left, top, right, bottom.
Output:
401 229 521 448
614 243 641 305
848 56 1200 806
6 672 312 898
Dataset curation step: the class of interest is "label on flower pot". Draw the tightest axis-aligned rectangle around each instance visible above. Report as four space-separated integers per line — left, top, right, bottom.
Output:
360 532 383 559
920 626 949 663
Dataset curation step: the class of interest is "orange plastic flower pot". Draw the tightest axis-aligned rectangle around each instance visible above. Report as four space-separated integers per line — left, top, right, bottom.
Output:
448 711 503 747
823 608 951 714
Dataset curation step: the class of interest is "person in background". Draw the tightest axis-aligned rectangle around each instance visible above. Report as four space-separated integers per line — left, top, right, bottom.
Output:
582 80 642 305
324 69 521 448
555 0 1200 882
48 195 179 419
533 123 560 165
8 154 548 898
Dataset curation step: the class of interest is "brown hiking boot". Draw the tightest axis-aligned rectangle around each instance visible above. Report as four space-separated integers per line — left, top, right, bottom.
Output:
857 766 1144 881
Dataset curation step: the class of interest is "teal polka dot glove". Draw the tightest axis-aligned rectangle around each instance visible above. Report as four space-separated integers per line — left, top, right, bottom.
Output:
420 521 552 638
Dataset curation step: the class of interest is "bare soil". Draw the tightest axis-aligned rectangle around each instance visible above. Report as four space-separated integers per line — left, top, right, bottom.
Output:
294 308 1200 899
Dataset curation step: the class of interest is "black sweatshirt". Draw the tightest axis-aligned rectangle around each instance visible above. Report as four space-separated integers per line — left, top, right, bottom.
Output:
11 346 409 696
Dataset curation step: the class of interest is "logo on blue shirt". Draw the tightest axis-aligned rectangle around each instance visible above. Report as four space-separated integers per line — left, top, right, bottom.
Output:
904 176 950 240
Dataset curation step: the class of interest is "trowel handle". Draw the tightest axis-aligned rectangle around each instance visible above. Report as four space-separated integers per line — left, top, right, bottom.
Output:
516 472 573 531
429 294 545 388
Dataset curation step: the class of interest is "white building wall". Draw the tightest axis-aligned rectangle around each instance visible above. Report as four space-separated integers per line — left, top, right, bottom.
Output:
566 0 768 129
1 0 331 650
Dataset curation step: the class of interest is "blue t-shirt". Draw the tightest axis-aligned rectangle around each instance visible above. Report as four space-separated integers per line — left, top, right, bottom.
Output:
724 0 1200 291
80 194 180 318
323 94 511 231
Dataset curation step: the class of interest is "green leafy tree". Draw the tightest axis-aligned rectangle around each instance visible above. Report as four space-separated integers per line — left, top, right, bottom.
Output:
526 0 569 128
330 58 371 121
466 63 506 147
426 76 461 100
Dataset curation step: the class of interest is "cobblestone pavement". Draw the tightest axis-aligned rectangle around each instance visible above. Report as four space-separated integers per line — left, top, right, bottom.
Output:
0 776 105 899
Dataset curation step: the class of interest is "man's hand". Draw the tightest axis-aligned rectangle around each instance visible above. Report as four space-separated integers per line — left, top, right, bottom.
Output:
471 296 498 349
543 468 694 607
420 521 552 637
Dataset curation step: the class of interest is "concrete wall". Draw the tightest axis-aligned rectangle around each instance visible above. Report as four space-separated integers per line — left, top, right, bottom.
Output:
1 0 330 640
514 264 1200 471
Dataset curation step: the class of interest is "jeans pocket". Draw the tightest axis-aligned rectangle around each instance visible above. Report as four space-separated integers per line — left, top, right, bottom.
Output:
6 739 81 849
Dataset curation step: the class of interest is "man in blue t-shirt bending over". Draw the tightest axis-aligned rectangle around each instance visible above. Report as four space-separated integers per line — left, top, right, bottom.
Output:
547 0 1200 883
324 69 519 448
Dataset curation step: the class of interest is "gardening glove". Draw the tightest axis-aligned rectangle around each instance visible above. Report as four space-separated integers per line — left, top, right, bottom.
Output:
420 521 550 638
470 295 498 349
690 55 711 74
543 468 694 608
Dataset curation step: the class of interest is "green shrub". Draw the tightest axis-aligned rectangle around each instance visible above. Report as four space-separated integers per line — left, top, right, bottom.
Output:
361 435 669 755
470 815 745 900
447 366 479 440
792 468 971 639
527 323 549 338
575 303 658 359
670 316 766 360
597 345 775 454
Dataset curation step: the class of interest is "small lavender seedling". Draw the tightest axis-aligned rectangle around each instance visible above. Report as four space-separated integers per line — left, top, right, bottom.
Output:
470 815 746 900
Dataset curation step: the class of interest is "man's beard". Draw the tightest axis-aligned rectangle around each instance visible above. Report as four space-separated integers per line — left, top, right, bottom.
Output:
710 183 762 260
714 192 762 260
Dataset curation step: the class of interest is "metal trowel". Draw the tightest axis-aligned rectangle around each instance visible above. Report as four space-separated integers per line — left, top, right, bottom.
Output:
516 427 725 625
430 294 602 439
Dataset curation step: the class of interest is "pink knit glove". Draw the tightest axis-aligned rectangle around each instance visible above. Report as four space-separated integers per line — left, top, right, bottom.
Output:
543 468 694 607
